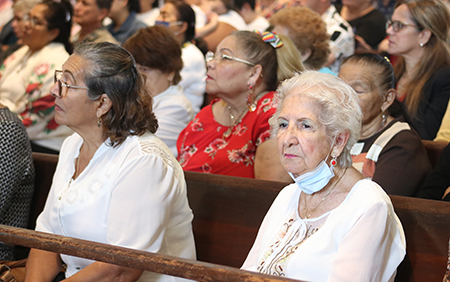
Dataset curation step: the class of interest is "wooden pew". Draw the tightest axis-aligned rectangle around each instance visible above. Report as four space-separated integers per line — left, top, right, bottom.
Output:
28 153 450 282
422 140 449 168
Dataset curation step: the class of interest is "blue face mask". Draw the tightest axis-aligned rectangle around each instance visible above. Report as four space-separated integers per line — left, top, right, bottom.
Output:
288 160 335 195
288 137 337 195
155 20 170 27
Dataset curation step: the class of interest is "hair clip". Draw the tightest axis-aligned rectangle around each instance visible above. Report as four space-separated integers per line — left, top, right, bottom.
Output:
384 56 391 65
254 30 284 49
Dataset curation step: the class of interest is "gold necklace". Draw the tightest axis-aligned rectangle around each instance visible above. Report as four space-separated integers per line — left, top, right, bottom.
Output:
222 103 248 139
303 168 348 219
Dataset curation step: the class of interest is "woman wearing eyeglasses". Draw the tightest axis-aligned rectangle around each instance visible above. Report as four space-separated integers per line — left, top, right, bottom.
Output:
0 0 73 154
387 0 450 140
25 42 195 282
177 30 304 181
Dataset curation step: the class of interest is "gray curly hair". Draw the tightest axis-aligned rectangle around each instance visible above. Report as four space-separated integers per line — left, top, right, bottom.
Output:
269 71 362 168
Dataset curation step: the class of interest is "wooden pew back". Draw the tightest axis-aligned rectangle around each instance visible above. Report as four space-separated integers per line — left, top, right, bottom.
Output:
30 153 450 282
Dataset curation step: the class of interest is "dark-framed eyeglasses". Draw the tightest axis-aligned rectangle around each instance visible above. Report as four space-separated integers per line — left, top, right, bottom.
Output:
386 19 418 32
205 51 255 66
54 70 88 98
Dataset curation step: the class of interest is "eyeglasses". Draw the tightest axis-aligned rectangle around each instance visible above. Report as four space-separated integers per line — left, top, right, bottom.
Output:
205 51 255 66
24 14 48 27
386 19 418 32
54 70 88 98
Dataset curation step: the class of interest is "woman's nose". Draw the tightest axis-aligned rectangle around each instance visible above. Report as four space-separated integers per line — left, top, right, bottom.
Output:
281 125 299 146
49 81 59 98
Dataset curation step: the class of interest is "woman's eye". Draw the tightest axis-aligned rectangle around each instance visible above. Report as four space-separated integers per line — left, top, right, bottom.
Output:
301 122 311 129
278 121 288 128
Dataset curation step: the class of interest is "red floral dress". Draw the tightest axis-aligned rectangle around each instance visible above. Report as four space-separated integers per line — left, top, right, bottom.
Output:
177 91 276 178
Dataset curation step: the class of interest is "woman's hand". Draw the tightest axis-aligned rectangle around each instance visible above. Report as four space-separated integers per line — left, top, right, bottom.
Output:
25 249 63 282
64 262 143 282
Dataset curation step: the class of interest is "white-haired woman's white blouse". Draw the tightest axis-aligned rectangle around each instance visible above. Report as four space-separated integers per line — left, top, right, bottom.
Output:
36 132 196 282
242 179 406 282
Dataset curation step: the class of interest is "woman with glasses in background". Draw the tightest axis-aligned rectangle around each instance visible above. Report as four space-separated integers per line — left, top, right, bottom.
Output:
177 30 304 181
387 0 450 140
25 42 195 282
0 0 73 154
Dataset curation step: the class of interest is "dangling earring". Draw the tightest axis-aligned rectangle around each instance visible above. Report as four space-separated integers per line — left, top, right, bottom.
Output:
330 154 337 170
381 113 387 127
97 118 102 128
246 85 257 112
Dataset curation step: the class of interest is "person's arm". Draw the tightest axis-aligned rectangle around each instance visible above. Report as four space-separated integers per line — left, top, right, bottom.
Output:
254 138 291 182
25 249 63 282
196 12 219 38
203 22 236 52
372 130 432 196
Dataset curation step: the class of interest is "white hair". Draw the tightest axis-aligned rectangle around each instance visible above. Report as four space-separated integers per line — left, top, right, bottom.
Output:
269 71 362 168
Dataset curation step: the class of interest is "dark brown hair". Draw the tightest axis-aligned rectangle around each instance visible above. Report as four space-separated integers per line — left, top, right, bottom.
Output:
74 42 158 147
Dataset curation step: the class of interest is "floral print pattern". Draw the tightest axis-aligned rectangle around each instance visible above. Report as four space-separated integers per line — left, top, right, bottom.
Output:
176 91 277 178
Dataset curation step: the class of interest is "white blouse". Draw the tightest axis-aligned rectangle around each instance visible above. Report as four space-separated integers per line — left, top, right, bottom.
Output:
36 132 196 281
242 179 406 282
180 43 206 114
153 84 194 157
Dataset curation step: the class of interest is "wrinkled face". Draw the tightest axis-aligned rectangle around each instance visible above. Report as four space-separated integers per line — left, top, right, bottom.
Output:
276 92 332 178
50 54 99 131
22 4 58 52
387 4 422 56
12 10 27 39
73 0 104 26
205 35 254 98
339 62 384 126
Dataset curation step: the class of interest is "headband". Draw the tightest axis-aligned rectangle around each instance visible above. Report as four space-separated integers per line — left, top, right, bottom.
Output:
254 31 284 49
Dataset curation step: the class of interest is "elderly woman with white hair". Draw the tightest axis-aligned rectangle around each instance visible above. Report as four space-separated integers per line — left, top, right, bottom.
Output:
242 71 406 281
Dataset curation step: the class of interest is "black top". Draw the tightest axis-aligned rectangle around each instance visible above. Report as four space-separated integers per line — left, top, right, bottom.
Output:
407 66 450 140
418 143 450 201
336 5 387 49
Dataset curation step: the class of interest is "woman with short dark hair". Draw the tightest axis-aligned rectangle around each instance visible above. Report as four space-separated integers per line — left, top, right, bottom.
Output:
25 42 195 282
124 26 194 156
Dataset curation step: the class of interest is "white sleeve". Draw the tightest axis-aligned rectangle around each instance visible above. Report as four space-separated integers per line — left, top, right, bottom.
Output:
328 201 406 282
105 153 183 252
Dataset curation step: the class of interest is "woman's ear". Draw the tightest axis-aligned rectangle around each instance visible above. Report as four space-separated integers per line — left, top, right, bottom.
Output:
48 28 60 42
248 64 263 86
381 89 396 112
97 94 112 118
419 29 432 46
332 131 350 157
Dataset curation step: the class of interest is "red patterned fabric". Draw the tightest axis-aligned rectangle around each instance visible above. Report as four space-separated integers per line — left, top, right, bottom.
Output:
177 91 276 178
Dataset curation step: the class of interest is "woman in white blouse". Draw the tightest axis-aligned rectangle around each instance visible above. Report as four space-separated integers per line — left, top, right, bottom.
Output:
123 25 194 157
25 42 195 282
242 71 406 281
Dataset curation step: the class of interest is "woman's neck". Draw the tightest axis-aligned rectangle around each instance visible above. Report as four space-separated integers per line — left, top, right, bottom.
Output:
360 115 393 139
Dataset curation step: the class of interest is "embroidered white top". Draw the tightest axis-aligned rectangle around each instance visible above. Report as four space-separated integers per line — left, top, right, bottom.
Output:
242 179 406 282
36 132 196 281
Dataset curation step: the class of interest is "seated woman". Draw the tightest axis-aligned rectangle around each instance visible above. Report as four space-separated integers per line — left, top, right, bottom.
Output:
418 142 450 201
156 0 206 114
339 53 431 196
0 0 73 154
123 26 194 157
242 71 406 281
387 0 450 140
177 30 304 181
0 103 34 261
269 7 333 74
25 42 195 281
